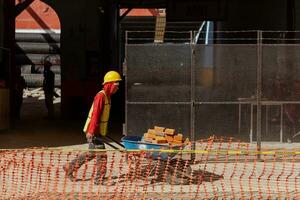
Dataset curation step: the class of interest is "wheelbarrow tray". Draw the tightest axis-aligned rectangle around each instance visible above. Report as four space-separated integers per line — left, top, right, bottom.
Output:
121 136 183 160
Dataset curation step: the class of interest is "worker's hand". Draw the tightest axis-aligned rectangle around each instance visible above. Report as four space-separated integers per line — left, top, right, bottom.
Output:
86 132 93 143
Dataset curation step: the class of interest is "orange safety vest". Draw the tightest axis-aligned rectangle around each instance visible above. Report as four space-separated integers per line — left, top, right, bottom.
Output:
83 90 111 136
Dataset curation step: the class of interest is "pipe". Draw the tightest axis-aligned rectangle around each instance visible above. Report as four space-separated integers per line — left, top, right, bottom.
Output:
15 33 60 43
16 53 60 65
16 42 60 54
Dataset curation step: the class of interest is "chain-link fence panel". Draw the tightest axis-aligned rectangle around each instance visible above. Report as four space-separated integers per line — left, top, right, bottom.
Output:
194 45 258 102
126 44 192 137
126 104 191 137
194 104 240 140
126 44 191 102
260 44 300 142
262 45 300 101
193 44 258 141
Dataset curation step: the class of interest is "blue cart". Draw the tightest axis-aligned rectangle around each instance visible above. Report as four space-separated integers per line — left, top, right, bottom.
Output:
121 136 193 184
121 136 184 160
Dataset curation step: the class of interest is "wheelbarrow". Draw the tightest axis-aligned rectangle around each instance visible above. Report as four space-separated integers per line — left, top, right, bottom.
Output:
121 136 193 184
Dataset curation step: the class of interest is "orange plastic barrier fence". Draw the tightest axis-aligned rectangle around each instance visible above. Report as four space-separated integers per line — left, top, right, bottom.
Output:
0 136 300 199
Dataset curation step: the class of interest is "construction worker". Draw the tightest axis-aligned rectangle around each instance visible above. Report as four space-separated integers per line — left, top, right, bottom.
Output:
14 67 27 120
63 71 122 185
43 59 58 119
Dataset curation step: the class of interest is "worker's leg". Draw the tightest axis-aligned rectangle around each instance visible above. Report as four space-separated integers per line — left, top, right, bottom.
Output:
63 141 97 181
45 93 54 118
14 95 22 120
94 152 108 184
92 136 109 185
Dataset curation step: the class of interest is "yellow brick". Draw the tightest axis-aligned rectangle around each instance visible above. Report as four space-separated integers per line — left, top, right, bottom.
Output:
155 139 167 144
165 135 174 143
154 126 165 132
165 128 175 135
155 131 165 137
143 133 149 138
143 137 154 143
155 136 166 140
146 133 156 139
153 136 167 144
172 140 183 145
147 129 156 135
174 134 183 141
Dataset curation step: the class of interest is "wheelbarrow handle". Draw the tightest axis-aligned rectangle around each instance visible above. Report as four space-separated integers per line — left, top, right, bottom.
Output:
106 135 125 148
103 141 120 150
101 135 125 149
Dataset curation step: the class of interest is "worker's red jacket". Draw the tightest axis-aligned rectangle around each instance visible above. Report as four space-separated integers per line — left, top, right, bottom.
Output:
86 82 116 135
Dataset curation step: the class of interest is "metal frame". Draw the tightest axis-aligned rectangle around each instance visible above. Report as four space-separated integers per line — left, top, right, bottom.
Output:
256 30 262 155
124 31 300 152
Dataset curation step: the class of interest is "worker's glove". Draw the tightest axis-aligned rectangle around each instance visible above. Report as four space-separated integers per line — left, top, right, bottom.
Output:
86 132 94 143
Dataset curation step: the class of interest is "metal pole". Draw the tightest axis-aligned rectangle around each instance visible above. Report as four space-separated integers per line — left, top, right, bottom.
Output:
238 104 241 134
124 31 128 136
256 30 262 159
193 21 206 44
280 104 283 142
250 104 253 143
190 33 196 161
266 105 269 137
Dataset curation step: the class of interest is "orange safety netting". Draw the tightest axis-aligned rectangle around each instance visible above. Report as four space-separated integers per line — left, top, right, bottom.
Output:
0 136 300 199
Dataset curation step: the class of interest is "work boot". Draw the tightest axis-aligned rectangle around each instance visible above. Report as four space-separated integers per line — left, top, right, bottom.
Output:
63 164 76 182
94 178 116 186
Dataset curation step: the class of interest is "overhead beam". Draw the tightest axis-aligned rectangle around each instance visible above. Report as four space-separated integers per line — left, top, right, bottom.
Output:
15 0 35 17
118 0 166 8
119 8 133 21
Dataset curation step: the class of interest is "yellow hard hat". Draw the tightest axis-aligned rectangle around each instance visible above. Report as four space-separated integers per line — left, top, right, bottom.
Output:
103 71 122 85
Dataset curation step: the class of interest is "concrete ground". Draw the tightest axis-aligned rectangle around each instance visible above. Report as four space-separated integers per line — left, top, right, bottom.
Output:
1 145 300 199
0 96 123 149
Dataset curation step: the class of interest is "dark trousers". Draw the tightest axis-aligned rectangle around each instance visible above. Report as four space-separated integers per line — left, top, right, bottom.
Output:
45 93 54 118
15 95 23 119
68 136 107 181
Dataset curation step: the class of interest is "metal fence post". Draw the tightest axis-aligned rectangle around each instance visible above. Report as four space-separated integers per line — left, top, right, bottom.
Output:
256 30 262 159
124 31 128 136
190 34 196 161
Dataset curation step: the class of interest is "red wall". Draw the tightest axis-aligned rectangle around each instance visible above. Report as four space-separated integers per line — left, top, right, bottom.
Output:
15 1 158 30
15 0 60 30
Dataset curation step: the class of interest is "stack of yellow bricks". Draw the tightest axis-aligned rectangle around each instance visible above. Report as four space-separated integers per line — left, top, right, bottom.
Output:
143 126 190 146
